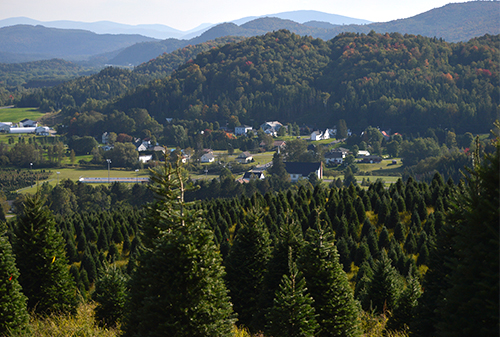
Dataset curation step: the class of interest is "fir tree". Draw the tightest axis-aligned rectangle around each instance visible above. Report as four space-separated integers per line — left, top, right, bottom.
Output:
0 225 29 334
364 251 401 313
267 248 318 337
224 209 272 331
299 228 361 337
436 135 499 337
13 194 77 315
387 271 422 331
124 158 235 337
253 216 304 331
93 263 129 328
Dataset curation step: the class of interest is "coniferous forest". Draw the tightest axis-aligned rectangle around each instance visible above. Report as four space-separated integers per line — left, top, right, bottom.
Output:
0 134 498 336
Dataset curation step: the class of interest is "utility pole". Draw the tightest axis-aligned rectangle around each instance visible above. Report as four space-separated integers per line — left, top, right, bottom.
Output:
106 159 112 184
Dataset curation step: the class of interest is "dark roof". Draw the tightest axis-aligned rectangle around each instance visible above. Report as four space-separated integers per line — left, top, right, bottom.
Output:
325 152 343 158
237 151 252 158
284 162 321 176
243 171 264 179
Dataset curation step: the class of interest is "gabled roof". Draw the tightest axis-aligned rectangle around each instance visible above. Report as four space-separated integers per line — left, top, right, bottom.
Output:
284 162 322 176
242 171 264 180
325 152 344 158
202 153 215 159
237 151 252 158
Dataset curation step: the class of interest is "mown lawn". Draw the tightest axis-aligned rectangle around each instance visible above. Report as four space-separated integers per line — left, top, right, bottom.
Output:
17 167 149 194
0 107 45 123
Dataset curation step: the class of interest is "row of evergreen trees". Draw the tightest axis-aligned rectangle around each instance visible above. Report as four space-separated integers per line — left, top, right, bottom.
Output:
0 136 498 336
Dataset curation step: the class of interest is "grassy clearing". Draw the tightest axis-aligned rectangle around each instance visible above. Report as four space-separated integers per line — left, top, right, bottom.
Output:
17 167 150 194
0 107 45 123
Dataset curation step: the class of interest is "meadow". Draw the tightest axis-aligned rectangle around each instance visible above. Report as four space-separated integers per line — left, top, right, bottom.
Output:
0 107 45 123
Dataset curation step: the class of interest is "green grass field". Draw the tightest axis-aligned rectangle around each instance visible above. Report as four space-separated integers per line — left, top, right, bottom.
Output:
0 107 45 123
17 167 149 194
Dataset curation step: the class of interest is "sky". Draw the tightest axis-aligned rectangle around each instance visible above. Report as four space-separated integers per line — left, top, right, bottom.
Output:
0 0 470 31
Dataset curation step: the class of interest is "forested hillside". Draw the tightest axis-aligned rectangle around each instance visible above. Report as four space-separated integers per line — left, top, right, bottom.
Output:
110 30 498 134
13 37 247 109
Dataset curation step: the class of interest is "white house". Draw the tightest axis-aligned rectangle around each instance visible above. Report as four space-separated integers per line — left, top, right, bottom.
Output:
0 122 12 132
235 125 252 136
260 121 283 137
357 150 371 157
237 170 265 183
201 153 215 163
284 162 323 182
139 155 153 163
236 151 253 164
325 151 345 164
35 126 50 135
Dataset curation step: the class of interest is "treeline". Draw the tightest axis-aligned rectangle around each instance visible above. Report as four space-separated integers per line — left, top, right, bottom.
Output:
0 169 51 199
0 136 66 169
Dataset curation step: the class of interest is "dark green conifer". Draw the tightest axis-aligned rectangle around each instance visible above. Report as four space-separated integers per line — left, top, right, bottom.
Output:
404 229 418 255
364 251 401 313
394 222 406 243
253 217 304 331
336 237 352 272
387 271 422 331
436 136 499 337
97 228 109 251
267 249 318 337
299 228 361 337
0 226 29 334
124 159 235 337
93 263 129 328
13 194 77 314
224 209 272 331
378 226 390 251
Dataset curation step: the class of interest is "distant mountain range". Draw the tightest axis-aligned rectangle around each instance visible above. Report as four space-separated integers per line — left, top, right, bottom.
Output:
0 2 498 66
0 10 370 40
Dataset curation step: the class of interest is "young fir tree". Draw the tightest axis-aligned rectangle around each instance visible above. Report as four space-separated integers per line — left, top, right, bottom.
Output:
299 227 361 337
363 250 401 314
0 224 29 334
224 209 272 331
387 269 422 331
93 263 129 328
13 194 77 315
267 248 318 337
123 158 235 337
252 216 304 331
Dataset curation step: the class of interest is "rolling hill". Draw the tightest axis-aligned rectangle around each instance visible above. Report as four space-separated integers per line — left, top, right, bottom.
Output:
107 1 500 66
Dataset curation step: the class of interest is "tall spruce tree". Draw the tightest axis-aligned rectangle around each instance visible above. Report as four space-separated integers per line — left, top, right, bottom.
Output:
0 224 29 334
13 194 77 315
267 248 318 337
435 135 499 337
299 227 361 337
363 250 401 314
224 209 272 331
123 159 235 337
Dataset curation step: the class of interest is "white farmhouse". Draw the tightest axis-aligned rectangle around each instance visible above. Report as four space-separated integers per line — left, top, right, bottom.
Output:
234 125 252 136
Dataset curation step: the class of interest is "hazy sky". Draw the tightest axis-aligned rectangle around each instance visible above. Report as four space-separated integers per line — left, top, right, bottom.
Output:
1 0 469 31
